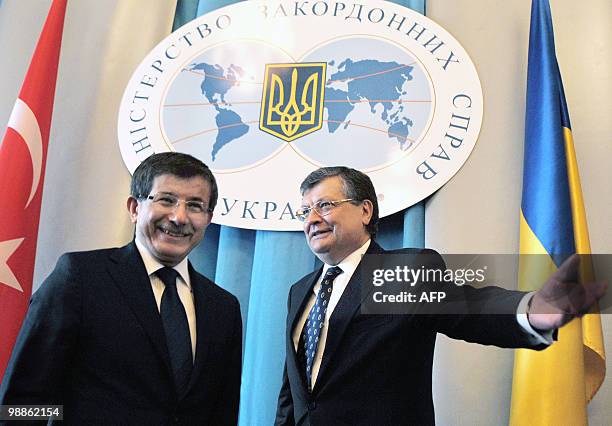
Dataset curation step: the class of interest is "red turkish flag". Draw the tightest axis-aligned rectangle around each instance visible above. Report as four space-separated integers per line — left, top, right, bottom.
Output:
0 0 68 378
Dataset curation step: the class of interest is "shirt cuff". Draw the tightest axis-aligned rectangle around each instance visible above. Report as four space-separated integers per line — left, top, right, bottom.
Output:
516 292 554 346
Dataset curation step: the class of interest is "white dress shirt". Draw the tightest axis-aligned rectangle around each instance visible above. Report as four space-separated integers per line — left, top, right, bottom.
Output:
135 240 197 359
292 239 552 387
292 240 371 387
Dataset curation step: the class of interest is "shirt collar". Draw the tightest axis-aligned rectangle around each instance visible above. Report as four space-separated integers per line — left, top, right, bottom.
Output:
135 239 191 289
322 239 371 278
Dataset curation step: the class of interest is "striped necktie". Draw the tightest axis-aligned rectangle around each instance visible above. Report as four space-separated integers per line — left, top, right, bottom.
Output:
301 266 343 391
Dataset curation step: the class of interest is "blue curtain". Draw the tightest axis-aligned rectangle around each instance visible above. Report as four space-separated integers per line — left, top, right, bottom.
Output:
172 1 426 424
172 0 200 31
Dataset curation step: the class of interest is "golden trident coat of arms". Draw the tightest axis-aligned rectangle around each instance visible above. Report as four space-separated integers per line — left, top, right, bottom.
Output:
259 63 327 142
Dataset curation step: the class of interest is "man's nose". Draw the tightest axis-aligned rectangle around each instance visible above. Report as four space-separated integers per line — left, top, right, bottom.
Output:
304 208 323 226
169 201 189 223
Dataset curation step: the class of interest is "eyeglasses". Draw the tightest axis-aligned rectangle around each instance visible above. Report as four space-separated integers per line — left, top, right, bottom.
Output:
141 192 212 214
295 199 355 222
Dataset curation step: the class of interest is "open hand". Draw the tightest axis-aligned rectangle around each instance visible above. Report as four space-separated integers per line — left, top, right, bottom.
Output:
527 254 607 331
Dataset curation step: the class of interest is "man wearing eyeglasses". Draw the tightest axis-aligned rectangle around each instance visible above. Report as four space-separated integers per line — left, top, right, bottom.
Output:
275 166 606 426
0 153 242 425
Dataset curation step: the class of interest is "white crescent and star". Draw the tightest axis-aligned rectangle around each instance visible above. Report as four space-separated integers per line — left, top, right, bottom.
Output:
8 98 43 208
0 99 43 292
0 238 25 292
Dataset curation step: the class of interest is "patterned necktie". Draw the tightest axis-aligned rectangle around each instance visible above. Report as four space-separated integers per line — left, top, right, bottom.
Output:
157 266 193 396
301 266 343 391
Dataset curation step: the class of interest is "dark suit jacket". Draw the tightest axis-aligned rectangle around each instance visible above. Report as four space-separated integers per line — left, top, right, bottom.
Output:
0 242 242 425
275 242 546 426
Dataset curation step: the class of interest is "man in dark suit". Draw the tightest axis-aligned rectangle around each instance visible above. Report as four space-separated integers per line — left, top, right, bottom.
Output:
0 153 242 425
275 166 606 425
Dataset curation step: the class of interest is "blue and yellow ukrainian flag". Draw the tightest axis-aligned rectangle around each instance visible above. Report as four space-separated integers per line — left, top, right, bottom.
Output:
510 1 605 424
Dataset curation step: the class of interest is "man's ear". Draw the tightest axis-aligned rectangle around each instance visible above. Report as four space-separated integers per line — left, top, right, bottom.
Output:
361 199 374 227
127 196 139 224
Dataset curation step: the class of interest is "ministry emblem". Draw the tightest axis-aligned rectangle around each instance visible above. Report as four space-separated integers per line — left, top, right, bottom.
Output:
259 63 326 142
118 0 484 231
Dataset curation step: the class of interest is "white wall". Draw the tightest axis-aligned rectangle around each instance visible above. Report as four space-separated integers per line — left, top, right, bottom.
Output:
426 0 612 424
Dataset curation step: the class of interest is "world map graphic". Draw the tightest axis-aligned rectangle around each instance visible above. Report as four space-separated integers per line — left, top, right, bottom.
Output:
162 37 433 171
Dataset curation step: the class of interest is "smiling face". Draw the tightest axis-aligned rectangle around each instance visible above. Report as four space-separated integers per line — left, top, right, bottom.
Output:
127 174 213 266
302 176 373 265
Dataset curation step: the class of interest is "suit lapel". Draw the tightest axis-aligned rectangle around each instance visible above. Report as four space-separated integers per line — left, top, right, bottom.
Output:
288 268 322 338
315 241 385 388
286 269 321 392
107 242 172 374
185 265 216 394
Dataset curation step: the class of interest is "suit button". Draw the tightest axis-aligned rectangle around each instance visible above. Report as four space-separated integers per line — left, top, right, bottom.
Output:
308 401 316 410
